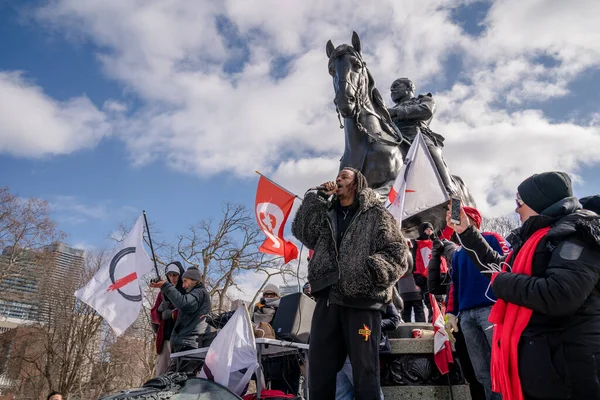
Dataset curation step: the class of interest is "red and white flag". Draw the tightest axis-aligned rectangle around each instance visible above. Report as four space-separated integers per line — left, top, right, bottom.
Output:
75 214 154 336
255 176 299 264
430 293 454 374
386 132 449 227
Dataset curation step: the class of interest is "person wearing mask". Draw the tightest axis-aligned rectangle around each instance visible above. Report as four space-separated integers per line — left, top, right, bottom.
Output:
451 171 600 400
253 284 302 396
150 261 185 376
292 167 408 400
335 302 401 400
150 266 211 374
253 283 281 324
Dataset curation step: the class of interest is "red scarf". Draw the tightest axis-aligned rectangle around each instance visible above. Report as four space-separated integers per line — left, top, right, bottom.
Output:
488 226 551 400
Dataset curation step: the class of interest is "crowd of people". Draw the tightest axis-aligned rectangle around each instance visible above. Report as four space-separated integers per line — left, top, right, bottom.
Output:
139 166 600 400
293 168 600 400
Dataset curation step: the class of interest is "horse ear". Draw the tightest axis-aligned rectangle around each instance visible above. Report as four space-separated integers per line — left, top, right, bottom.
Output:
326 40 335 58
351 31 361 53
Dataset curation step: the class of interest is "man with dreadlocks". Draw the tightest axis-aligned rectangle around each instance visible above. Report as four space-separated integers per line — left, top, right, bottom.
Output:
292 167 408 400
388 78 457 195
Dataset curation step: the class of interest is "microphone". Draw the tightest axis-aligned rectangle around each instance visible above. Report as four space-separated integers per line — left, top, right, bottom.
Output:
309 183 342 191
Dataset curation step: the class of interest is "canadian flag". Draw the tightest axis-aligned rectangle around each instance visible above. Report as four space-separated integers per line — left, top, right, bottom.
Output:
255 176 299 264
386 131 449 227
430 293 454 374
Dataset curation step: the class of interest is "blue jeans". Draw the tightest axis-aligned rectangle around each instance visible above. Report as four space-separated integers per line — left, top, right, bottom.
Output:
459 307 501 400
336 357 384 400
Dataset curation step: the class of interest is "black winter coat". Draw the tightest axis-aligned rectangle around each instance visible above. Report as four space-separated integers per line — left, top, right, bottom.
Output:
458 197 600 399
428 239 457 296
291 189 408 310
161 282 211 349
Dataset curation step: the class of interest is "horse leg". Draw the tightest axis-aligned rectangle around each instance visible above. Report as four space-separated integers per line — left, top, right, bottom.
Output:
364 142 403 201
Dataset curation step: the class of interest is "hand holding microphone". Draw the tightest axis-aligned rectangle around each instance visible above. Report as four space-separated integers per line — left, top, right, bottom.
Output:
310 181 339 196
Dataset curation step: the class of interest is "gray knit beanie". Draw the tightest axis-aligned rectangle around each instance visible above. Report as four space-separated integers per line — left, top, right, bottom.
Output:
182 266 202 282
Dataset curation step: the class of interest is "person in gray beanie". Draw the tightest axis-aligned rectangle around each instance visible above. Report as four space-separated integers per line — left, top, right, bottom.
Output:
449 171 600 399
150 266 211 374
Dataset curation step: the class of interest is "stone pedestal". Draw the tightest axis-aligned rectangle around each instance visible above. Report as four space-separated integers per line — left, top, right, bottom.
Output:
381 323 472 400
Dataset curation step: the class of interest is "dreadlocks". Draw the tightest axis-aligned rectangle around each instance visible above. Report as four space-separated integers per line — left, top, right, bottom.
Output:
341 167 369 193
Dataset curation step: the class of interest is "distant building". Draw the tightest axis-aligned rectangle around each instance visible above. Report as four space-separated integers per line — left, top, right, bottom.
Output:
279 284 300 297
0 243 85 325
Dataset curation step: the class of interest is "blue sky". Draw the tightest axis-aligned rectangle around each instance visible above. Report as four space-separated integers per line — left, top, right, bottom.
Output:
1 0 600 296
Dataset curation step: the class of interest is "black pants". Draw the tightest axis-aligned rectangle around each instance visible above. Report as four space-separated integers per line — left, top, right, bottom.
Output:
402 300 425 323
167 345 202 375
308 298 382 400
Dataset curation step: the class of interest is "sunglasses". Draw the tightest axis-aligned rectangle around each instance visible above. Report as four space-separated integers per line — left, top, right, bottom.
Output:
263 292 278 298
515 193 524 209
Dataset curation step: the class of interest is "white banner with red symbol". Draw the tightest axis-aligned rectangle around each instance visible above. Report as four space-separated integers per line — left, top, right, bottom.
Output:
75 214 153 336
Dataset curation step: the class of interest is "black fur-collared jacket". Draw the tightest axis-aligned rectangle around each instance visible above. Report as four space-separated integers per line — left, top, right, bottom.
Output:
292 188 408 310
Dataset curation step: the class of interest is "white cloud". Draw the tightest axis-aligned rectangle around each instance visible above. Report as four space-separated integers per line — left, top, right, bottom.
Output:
27 0 600 218
50 195 138 224
0 71 110 157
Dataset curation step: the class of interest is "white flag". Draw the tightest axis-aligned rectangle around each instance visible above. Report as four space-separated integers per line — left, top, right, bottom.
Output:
75 214 154 336
200 305 262 395
386 131 449 227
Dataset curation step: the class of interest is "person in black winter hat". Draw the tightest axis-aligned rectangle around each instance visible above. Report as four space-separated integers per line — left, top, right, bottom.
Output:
516 171 572 216
449 171 600 399
150 266 211 374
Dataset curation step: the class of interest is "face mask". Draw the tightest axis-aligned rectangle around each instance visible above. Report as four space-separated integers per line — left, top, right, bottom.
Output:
263 297 280 308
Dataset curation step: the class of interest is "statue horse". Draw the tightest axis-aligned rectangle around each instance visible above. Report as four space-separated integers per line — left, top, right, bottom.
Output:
326 33 404 200
326 32 476 238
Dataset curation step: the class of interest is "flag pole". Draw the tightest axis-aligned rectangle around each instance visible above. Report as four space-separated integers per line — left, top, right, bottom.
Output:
447 374 454 400
255 171 303 201
142 210 161 279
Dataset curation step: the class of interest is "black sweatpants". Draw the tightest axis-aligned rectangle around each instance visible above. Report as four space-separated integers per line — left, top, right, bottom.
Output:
308 297 382 400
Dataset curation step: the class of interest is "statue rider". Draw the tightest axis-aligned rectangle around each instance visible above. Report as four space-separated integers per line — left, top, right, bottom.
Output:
388 78 457 196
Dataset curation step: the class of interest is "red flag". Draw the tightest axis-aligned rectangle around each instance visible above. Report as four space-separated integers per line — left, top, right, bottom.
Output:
255 176 299 264
430 293 453 374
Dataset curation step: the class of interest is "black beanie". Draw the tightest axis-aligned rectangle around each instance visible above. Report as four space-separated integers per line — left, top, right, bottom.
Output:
580 195 600 214
517 171 572 214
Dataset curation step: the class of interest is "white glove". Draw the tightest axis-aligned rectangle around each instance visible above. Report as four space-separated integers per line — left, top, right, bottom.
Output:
445 313 459 333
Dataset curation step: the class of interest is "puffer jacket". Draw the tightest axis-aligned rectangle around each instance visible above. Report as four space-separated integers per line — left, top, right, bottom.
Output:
161 282 211 349
291 188 408 310
458 197 600 399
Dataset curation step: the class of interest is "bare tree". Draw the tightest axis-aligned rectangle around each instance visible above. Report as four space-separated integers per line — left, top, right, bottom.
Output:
4 250 107 399
0 187 65 282
176 203 301 312
481 213 521 239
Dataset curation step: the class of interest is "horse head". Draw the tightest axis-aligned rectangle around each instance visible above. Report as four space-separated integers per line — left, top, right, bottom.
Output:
326 32 367 118
326 32 396 135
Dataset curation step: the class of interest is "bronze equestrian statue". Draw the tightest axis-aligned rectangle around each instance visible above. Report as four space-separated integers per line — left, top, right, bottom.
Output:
326 32 475 237
326 33 404 200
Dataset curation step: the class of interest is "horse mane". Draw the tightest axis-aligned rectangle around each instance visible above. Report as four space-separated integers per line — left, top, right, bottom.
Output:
329 44 399 138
